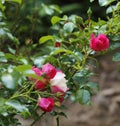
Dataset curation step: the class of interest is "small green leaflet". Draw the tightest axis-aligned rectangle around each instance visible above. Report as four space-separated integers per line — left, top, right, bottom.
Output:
51 16 61 25
39 35 54 44
5 0 22 4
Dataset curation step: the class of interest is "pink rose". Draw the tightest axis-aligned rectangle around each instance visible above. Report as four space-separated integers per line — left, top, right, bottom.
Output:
32 66 43 76
90 33 109 51
31 66 47 90
42 63 57 79
38 98 54 112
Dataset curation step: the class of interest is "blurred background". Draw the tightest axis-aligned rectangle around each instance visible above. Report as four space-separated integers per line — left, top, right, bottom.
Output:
4 0 106 44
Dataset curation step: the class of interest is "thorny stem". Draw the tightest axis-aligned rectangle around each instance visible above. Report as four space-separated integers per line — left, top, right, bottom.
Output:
10 93 37 102
56 117 60 126
30 112 46 126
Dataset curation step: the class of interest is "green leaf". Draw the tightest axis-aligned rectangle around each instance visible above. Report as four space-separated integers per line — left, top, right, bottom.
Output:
6 100 30 118
43 6 54 15
73 68 92 85
15 65 32 72
15 65 43 80
110 43 120 50
1 70 20 90
50 48 75 57
39 35 54 44
0 98 5 107
0 2 5 11
87 82 99 91
98 0 116 6
50 5 62 14
58 112 67 118
8 46 16 54
90 0 95 2
75 16 83 25
0 52 7 62
33 56 46 67
5 0 22 4
0 98 6 113
112 52 120 62
63 22 75 33
106 5 116 14
1 74 17 89
18 57 28 65
51 16 61 25
5 53 16 60
76 89 91 104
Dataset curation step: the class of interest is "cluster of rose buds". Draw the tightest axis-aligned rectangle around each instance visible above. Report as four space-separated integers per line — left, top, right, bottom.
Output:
31 63 68 112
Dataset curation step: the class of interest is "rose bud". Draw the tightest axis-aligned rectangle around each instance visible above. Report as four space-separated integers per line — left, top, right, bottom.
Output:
55 42 61 47
34 79 47 90
38 98 54 112
90 33 109 51
51 86 65 102
42 63 57 79
32 66 43 76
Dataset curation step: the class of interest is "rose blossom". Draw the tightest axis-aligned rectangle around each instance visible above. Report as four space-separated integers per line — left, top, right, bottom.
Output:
90 33 109 51
42 63 57 79
31 66 46 90
50 71 68 93
34 79 47 90
38 98 54 112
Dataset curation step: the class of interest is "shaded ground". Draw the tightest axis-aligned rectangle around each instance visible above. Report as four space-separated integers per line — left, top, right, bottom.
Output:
18 52 120 126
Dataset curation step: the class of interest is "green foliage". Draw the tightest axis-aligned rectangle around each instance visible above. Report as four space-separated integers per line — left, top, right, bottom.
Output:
5 0 22 4
63 22 75 33
76 89 91 104
6 99 30 118
1 72 19 89
39 35 54 44
51 16 61 25
112 52 120 61
98 0 116 6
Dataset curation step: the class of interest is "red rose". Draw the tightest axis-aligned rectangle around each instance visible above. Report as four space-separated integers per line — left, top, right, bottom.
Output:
38 98 54 112
42 63 57 79
34 79 47 90
90 33 109 51
55 42 61 47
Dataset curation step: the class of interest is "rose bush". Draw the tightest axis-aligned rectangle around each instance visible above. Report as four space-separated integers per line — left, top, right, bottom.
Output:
0 0 120 125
